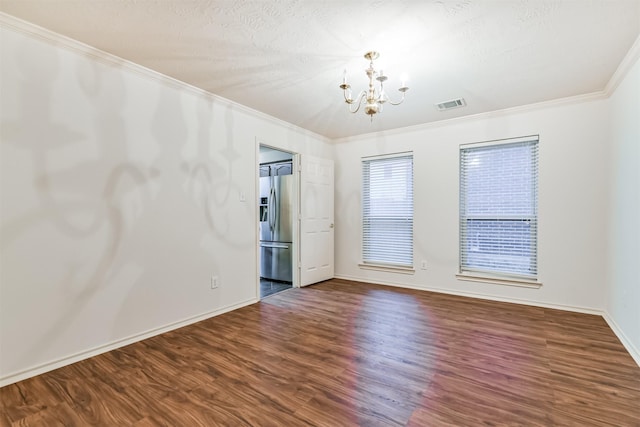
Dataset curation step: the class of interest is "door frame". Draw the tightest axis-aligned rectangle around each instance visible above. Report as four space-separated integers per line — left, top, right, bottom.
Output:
255 139 300 299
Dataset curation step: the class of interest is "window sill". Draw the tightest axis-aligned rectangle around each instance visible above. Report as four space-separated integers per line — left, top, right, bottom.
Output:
456 273 542 289
359 263 416 275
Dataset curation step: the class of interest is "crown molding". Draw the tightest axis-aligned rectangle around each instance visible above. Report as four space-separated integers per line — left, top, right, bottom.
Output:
332 36 640 144
333 35 640 144
604 34 640 96
0 12 329 143
2 11 637 145
332 90 607 144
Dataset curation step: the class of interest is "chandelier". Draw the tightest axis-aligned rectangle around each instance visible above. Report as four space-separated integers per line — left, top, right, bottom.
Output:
339 51 409 120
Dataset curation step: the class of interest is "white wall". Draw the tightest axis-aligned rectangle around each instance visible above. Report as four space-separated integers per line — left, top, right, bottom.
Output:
606 54 640 362
334 98 611 312
0 22 331 385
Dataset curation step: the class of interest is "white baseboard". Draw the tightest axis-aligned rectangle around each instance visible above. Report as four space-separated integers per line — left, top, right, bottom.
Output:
333 274 602 315
334 274 640 367
0 297 259 387
4 280 638 388
603 312 640 367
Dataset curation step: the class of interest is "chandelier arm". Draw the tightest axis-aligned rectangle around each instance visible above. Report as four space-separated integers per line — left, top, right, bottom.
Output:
348 91 367 113
387 89 409 106
386 96 406 106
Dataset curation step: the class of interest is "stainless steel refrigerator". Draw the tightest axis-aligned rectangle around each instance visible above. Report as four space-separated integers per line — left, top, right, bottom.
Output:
259 163 293 282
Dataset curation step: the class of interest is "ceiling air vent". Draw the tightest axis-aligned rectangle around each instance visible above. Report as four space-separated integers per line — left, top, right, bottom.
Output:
436 98 466 111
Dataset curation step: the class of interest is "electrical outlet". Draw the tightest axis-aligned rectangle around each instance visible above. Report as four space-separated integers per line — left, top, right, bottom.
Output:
420 260 427 270
211 276 219 289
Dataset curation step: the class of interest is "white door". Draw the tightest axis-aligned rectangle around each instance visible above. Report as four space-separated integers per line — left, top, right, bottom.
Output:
299 155 334 286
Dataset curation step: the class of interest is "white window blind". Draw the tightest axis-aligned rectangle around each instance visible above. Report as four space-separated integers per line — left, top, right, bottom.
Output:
459 137 538 279
362 153 414 268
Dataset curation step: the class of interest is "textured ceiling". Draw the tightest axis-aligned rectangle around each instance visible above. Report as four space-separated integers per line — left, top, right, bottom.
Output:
1 1 639 139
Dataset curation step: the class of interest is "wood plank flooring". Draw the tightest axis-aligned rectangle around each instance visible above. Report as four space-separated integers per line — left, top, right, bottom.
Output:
2 278 639 426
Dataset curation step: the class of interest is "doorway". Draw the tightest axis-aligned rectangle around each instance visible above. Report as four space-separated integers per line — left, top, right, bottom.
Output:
258 145 295 298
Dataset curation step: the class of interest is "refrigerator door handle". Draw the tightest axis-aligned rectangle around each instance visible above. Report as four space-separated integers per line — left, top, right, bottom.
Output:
268 185 277 232
260 242 290 249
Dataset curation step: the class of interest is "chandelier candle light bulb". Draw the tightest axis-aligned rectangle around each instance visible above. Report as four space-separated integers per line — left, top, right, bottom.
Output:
339 51 409 120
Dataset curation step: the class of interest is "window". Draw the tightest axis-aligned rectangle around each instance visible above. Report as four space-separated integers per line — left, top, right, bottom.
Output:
362 153 414 268
459 136 538 280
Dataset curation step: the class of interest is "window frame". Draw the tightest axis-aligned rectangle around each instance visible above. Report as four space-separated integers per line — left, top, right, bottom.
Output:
360 152 414 273
458 136 540 286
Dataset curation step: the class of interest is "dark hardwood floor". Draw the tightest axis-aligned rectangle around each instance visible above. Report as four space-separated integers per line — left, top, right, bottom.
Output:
2 279 639 426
